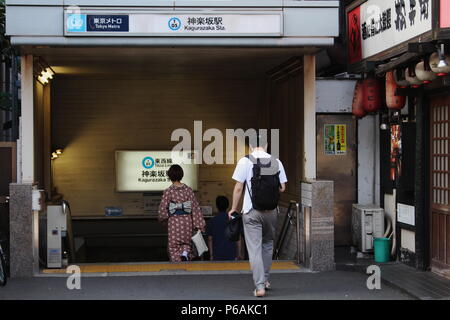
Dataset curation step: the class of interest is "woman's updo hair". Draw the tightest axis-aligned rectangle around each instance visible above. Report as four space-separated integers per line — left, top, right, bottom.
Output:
167 164 184 182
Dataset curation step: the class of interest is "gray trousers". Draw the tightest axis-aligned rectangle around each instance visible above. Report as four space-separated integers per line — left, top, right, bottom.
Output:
243 208 278 290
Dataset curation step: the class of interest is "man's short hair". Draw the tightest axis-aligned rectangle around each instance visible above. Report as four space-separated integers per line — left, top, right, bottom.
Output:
167 164 184 182
249 133 268 149
216 195 229 212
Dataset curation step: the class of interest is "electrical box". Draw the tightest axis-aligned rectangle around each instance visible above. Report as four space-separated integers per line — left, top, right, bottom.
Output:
352 204 385 253
47 205 67 268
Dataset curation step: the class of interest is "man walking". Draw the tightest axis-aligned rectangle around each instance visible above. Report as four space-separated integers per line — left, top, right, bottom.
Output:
229 136 287 297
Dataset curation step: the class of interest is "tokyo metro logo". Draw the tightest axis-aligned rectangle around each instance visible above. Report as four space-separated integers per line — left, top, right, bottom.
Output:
67 14 87 32
142 156 155 169
168 17 182 31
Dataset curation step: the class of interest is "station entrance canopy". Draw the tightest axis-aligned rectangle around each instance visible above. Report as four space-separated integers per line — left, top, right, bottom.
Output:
6 0 339 47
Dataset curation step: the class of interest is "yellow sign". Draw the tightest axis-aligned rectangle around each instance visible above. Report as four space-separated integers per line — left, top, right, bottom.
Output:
335 124 347 155
324 124 347 155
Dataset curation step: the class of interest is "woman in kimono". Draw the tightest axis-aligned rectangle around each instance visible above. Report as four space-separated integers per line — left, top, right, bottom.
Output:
158 164 205 262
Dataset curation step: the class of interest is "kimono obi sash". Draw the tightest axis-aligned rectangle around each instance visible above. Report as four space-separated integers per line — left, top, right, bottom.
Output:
168 201 192 216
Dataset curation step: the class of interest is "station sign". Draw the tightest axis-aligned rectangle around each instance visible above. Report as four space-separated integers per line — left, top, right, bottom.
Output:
65 11 283 36
347 0 433 64
115 150 198 192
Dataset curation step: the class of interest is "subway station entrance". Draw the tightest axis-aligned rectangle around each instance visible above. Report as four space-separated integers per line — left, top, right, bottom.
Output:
5 1 339 276
32 47 312 268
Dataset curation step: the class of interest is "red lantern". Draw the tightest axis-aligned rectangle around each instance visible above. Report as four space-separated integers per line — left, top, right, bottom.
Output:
352 80 366 118
362 76 382 113
386 70 406 110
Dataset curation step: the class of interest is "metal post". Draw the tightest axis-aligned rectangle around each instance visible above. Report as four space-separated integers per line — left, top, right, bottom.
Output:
296 202 300 265
303 206 311 269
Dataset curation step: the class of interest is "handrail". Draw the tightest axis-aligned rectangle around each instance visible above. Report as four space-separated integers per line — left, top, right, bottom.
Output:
62 200 76 263
273 200 298 260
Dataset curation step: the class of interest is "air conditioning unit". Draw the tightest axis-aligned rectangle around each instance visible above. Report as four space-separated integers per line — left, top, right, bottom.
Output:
352 204 385 253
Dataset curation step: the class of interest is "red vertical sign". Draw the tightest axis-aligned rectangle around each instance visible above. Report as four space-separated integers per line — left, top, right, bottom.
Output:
441 0 450 28
347 6 362 64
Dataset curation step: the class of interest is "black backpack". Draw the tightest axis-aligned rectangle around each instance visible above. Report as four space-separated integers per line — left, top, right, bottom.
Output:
246 155 281 210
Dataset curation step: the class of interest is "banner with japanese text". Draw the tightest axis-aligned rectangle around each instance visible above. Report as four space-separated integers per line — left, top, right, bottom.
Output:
347 0 432 63
115 150 198 192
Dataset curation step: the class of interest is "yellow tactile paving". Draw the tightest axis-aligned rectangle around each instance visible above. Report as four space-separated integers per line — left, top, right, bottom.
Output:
42 261 300 274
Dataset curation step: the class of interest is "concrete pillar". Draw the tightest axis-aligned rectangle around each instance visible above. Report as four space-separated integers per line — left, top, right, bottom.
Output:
301 180 335 272
300 59 334 271
20 54 34 183
303 55 316 181
357 115 381 206
9 183 39 277
357 115 376 204
9 55 38 277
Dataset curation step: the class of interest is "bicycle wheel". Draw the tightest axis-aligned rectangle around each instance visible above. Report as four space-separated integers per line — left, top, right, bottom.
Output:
0 251 7 286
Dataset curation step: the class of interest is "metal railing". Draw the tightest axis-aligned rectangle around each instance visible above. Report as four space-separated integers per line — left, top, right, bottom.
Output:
273 200 311 268
273 200 298 261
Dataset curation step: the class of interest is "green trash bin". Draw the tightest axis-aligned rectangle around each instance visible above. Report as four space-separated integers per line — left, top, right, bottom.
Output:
373 237 391 263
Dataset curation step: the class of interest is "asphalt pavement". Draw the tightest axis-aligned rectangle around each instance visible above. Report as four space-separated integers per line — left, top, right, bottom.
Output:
0 270 413 300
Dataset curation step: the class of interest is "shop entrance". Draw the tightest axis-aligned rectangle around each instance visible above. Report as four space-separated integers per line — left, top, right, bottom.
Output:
429 93 450 276
31 47 311 266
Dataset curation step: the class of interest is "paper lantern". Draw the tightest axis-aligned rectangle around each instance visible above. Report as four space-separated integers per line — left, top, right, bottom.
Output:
362 76 382 113
394 68 409 88
352 80 366 118
415 60 437 84
429 52 450 76
405 66 422 88
386 71 406 110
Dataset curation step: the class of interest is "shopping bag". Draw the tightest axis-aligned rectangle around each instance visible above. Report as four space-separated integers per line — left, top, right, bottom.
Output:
191 230 208 257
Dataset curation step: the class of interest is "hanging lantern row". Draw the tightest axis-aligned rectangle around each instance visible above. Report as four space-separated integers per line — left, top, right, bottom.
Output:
394 59 443 89
352 44 450 118
394 46 450 89
352 72 408 117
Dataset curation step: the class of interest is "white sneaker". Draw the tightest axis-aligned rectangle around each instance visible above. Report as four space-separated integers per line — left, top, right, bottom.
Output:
264 281 271 290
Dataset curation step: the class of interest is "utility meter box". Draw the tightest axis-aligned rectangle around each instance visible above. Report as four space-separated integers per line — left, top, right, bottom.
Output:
352 204 385 253
47 205 67 268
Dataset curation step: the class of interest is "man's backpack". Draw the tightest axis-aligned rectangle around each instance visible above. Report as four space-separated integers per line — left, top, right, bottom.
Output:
246 155 281 211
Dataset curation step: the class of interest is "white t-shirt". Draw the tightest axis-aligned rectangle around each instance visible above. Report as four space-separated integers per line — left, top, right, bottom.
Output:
232 150 288 214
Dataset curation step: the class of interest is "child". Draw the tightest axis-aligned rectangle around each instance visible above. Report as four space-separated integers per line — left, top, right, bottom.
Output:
206 196 242 261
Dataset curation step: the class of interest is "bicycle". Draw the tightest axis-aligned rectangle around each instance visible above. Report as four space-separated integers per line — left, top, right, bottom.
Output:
0 233 7 286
